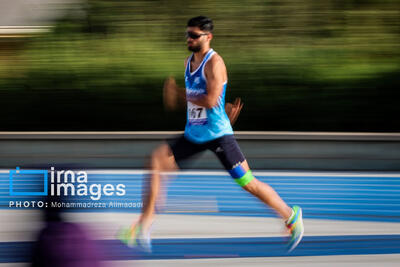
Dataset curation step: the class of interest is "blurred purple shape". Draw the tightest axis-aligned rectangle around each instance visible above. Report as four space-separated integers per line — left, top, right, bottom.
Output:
32 222 101 267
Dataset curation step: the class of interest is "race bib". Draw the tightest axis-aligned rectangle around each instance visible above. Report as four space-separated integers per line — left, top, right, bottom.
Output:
187 102 208 125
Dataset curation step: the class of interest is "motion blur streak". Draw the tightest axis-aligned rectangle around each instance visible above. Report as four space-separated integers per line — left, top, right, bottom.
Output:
0 0 399 131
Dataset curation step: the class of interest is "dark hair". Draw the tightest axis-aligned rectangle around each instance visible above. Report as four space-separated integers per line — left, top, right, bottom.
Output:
187 16 213 32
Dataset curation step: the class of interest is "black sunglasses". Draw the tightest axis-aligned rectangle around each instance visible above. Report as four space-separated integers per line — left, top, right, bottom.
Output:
185 31 209 39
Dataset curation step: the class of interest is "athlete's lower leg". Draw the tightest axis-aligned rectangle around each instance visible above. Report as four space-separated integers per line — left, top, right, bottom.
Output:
140 158 161 230
235 162 304 252
234 160 292 220
139 144 177 231
243 178 292 220
118 144 177 250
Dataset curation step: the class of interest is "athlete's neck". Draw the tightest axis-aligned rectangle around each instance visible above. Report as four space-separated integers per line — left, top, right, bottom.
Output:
193 47 211 62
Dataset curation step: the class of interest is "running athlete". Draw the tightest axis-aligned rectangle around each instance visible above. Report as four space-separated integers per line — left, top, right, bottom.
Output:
119 16 304 252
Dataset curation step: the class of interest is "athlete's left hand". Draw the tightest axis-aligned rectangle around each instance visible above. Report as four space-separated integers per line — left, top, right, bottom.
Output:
225 97 243 125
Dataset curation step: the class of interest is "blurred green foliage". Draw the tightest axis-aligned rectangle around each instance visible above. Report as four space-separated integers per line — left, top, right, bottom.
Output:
0 0 399 131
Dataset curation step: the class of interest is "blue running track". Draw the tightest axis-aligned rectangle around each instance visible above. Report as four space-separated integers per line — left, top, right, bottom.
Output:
1 171 400 222
1 170 400 263
1 235 400 263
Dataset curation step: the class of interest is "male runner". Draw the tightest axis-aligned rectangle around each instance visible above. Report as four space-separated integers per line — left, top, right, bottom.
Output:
120 16 304 252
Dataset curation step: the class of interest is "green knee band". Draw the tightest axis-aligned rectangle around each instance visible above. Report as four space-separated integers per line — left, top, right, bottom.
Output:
234 170 254 187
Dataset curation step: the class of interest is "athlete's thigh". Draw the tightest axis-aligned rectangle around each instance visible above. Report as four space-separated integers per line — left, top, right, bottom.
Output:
209 135 255 186
208 134 247 171
166 134 206 168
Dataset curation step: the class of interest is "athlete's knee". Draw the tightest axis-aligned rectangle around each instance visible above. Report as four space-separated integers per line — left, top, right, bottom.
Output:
150 144 177 171
150 145 168 169
228 163 255 188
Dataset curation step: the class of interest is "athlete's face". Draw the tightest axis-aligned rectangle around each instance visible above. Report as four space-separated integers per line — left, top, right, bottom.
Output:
186 27 211 52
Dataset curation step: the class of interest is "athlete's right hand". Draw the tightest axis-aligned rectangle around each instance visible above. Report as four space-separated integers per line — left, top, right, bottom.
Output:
163 76 178 111
225 97 244 125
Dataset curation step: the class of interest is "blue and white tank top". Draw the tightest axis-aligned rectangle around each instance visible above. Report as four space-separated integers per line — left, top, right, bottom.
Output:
184 48 233 144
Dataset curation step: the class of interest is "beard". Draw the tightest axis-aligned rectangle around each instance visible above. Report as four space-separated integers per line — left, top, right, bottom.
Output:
187 43 202 52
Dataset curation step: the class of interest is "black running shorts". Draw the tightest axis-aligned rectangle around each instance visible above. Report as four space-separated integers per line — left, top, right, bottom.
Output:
167 134 246 170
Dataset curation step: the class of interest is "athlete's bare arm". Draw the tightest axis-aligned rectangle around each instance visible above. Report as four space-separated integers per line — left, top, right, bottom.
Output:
225 97 243 125
162 58 191 110
163 76 185 110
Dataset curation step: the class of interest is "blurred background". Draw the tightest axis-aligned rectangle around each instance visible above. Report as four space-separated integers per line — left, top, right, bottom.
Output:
1 0 399 131
1 1 400 266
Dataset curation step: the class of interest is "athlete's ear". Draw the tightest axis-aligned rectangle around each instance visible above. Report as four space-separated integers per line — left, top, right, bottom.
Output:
208 33 213 42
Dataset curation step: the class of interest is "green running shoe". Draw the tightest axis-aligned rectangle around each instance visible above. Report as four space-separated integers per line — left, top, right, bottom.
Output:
286 205 304 252
117 223 152 252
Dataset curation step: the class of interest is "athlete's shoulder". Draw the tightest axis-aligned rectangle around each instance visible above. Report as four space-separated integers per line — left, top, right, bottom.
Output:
204 52 225 70
209 52 225 65
205 52 226 73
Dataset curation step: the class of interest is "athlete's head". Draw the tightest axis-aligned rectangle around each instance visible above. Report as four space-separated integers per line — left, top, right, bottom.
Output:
186 16 213 52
